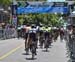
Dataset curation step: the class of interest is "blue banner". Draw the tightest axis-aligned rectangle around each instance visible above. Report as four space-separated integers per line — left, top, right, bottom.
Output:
17 6 68 14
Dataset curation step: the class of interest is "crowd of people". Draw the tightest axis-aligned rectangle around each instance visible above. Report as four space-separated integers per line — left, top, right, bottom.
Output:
0 23 17 39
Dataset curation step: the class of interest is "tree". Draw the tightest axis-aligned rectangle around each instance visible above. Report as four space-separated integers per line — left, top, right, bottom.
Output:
0 0 11 6
18 13 63 27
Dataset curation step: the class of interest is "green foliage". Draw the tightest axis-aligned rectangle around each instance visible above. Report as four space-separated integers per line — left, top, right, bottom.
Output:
18 13 62 27
0 0 11 6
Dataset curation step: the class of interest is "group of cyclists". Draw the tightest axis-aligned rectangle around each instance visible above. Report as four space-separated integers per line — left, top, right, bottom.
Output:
17 23 65 59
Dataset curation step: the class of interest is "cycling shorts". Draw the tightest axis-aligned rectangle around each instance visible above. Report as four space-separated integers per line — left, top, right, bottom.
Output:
29 32 36 41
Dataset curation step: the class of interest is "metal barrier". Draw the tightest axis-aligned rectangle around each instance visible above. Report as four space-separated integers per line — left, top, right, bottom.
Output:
66 34 75 62
0 28 17 40
0 29 4 39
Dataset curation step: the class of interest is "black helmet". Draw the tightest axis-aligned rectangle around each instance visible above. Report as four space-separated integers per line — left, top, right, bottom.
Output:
26 23 30 26
72 24 75 28
31 24 36 28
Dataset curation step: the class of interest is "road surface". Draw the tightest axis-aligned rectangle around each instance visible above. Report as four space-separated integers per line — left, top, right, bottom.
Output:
0 38 69 62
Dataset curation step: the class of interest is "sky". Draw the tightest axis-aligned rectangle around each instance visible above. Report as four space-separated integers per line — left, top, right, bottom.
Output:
47 0 66 2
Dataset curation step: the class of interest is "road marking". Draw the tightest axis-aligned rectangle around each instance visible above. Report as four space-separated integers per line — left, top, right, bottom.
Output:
0 44 23 60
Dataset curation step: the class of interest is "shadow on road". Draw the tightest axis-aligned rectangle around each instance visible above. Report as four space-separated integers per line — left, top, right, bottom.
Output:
42 50 50 52
22 53 31 55
26 57 37 60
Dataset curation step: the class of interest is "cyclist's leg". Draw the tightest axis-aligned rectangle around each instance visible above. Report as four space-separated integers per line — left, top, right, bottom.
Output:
25 33 28 50
35 33 38 48
39 31 43 46
32 33 37 55
29 33 35 52
25 33 30 54
44 32 49 48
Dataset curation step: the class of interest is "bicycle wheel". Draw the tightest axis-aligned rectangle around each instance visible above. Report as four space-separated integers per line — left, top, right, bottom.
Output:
32 52 35 59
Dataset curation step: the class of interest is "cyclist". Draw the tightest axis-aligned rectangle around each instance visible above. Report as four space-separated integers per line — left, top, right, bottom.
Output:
47 26 53 46
24 24 31 54
39 26 45 48
60 27 64 41
28 25 38 56
53 27 59 42
44 26 50 51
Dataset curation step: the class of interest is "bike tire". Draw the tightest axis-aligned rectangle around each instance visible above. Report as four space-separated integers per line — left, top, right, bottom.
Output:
32 53 35 59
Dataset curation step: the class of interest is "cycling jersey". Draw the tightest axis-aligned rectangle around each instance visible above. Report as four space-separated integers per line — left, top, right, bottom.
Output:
29 28 37 41
40 27 45 31
25 26 31 33
24 26 31 39
17 26 21 30
44 27 50 39
48 27 51 32
29 28 37 34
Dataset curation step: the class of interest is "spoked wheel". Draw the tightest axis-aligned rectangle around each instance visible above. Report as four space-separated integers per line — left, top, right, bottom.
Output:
31 44 36 59
46 47 48 52
25 48 29 55
60 34 64 41
45 40 49 52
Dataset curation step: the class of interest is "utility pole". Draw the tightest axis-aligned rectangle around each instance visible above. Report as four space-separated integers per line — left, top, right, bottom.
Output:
12 0 18 28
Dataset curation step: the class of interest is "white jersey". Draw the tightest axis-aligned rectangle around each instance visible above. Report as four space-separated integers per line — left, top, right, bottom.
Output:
17 27 21 30
29 28 37 33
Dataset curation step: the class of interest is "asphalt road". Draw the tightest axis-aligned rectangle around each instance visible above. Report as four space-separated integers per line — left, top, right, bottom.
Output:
0 38 69 62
